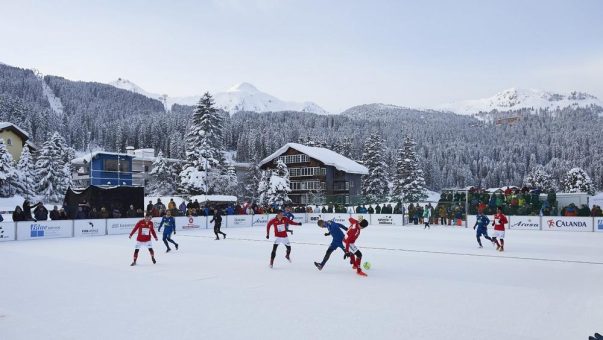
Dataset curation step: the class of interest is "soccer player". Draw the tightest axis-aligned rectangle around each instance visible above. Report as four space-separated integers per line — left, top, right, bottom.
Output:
129 213 158 266
210 208 226 240
157 209 179 252
283 206 295 234
492 206 508 252
266 210 302 268
473 211 493 248
314 219 348 271
344 216 369 276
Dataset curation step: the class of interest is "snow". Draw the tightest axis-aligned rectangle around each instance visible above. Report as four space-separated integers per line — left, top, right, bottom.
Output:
438 88 603 116
41 78 64 115
0 122 30 138
259 143 369 175
1 225 602 340
107 80 329 115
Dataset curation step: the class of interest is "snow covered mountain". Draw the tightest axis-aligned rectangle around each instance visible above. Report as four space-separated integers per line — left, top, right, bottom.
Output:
437 88 603 115
108 79 329 115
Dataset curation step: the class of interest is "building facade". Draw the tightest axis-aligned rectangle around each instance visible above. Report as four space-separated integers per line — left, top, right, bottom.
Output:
0 122 37 161
259 143 368 205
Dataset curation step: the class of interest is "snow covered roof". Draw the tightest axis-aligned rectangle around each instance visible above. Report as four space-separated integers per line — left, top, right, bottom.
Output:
0 122 30 139
259 143 368 175
71 151 133 164
189 195 238 203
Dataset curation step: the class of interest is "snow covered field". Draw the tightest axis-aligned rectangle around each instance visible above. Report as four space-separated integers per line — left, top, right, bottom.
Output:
1 225 602 340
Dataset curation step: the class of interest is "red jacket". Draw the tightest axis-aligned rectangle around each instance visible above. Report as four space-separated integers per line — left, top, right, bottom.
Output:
266 217 300 238
493 213 508 231
344 217 361 252
130 219 158 242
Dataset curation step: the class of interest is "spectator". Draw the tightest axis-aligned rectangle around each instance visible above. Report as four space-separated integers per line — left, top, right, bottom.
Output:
49 206 60 220
112 208 122 218
577 204 591 217
179 201 187 215
22 200 35 221
246 205 254 215
58 208 68 220
438 205 447 225
226 205 235 215
367 205 374 214
192 199 200 212
79 200 91 218
76 207 87 219
12 206 26 221
375 204 382 214
34 204 49 221
146 200 154 213
563 203 577 216
100 207 110 219
167 199 176 211
136 208 144 217
155 199 166 212
126 205 137 218
385 204 393 214
321 206 327 213
89 208 100 219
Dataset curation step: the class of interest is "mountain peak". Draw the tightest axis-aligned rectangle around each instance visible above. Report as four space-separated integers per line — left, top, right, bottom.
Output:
227 82 259 93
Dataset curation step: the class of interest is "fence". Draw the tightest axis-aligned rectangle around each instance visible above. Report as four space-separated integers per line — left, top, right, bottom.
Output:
1 213 602 242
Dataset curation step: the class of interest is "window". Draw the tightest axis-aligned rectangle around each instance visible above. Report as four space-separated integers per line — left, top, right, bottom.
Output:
333 181 350 191
277 154 309 164
289 167 326 177
104 159 130 172
6 138 11 146
290 181 325 191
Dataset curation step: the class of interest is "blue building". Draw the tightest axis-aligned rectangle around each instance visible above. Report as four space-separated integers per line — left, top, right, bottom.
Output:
71 152 134 187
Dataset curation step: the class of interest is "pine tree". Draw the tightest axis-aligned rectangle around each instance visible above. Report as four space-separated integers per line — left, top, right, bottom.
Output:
35 132 70 202
0 139 16 197
392 137 427 202
561 167 595 195
244 161 262 203
180 92 225 194
147 151 177 196
223 164 239 196
263 159 292 207
523 165 556 192
257 170 271 206
361 133 389 203
13 145 37 198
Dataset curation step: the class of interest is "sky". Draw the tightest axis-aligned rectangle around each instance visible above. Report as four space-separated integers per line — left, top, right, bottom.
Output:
1 0 602 113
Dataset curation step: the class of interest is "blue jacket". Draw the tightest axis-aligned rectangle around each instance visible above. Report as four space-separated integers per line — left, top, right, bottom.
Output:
324 220 346 243
474 215 490 229
159 216 176 233
284 211 294 225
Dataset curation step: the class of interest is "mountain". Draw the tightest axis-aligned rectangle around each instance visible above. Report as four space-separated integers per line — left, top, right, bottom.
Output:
437 88 603 115
108 79 329 115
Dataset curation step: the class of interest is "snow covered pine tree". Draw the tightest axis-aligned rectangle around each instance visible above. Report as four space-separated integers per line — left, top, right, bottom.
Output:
0 138 16 197
361 132 389 203
392 137 427 202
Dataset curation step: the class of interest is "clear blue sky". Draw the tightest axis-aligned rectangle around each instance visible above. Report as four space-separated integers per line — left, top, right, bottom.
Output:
1 0 602 112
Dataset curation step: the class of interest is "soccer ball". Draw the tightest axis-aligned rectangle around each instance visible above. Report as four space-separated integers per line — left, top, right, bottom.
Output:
363 261 371 270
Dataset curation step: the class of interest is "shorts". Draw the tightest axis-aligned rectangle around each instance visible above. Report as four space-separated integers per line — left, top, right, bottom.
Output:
493 230 505 239
135 241 153 249
476 227 489 237
274 237 290 246
348 243 359 253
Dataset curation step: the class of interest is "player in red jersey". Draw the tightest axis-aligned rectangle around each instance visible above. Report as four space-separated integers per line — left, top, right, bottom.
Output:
129 213 159 266
344 216 369 276
266 210 302 268
491 206 508 252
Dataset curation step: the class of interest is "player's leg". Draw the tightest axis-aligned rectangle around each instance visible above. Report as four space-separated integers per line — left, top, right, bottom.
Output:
499 236 505 251
354 250 367 276
163 233 171 251
148 245 156 264
316 244 337 269
218 223 226 238
131 248 140 266
285 245 291 262
214 225 220 240
270 243 279 267
492 236 501 250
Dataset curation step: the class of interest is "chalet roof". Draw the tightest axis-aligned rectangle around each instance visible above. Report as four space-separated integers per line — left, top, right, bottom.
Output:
0 122 30 140
259 143 368 175
71 151 134 164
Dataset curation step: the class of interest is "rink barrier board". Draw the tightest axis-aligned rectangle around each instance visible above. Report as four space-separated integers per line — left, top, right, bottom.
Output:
2 214 601 242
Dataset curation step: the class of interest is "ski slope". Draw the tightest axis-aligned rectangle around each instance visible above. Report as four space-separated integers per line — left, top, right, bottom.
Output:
1 225 602 340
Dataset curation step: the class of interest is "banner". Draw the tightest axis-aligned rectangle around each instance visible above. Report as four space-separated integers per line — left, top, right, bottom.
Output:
508 216 540 230
74 219 106 237
306 213 322 225
595 218 603 232
16 220 73 240
107 218 140 235
320 213 351 225
226 215 253 228
175 216 207 230
252 214 276 227
369 214 403 226
542 217 593 232
0 222 15 241
290 213 306 225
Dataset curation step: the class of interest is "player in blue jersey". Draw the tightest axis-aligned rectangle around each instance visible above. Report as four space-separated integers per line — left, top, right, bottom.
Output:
473 211 493 248
314 219 348 270
283 206 295 235
157 210 179 252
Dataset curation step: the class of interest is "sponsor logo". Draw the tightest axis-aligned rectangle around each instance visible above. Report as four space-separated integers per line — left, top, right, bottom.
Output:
0 225 6 239
377 216 393 225
30 224 47 237
597 219 603 230
511 220 539 229
80 222 100 235
547 219 588 228
182 217 200 229
309 216 320 221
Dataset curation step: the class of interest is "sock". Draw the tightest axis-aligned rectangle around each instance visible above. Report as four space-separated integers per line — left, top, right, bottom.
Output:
133 249 139 261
